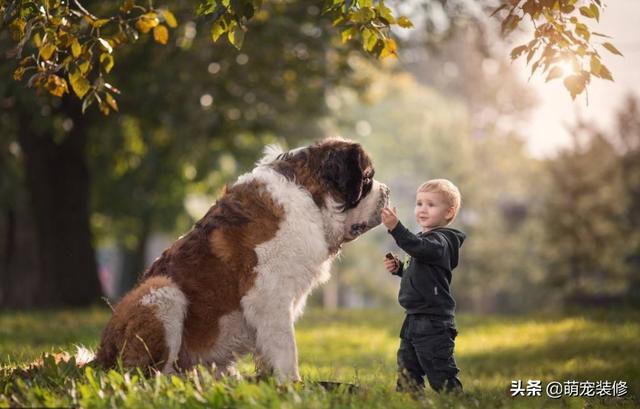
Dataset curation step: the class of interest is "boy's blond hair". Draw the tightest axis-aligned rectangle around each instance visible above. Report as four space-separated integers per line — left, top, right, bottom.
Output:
417 179 462 224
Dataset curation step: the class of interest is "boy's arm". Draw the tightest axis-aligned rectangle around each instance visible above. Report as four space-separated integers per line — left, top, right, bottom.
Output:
389 221 446 261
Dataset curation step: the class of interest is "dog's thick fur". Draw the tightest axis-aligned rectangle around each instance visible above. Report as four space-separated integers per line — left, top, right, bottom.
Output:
95 138 389 382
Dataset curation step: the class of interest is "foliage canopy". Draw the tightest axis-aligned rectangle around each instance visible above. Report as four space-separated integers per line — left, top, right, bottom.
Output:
0 0 621 114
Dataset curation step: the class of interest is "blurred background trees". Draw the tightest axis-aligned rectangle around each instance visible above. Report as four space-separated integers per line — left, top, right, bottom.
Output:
1 1 637 313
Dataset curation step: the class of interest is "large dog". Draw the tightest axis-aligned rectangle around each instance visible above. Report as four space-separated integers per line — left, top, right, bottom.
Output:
95 137 389 382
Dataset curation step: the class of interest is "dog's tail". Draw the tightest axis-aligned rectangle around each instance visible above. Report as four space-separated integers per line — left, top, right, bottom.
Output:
73 345 96 366
30 345 96 369
257 144 285 166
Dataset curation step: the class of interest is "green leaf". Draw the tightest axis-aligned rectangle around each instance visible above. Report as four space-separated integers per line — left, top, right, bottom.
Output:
228 26 245 50
351 7 375 24
362 27 378 52
375 4 395 24
211 21 225 42
341 26 357 44
602 42 623 56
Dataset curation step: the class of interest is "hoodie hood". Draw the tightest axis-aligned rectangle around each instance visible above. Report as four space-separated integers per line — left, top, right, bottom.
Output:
422 227 466 269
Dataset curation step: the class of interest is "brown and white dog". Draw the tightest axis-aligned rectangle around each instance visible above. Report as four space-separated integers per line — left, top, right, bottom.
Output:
95 137 389 382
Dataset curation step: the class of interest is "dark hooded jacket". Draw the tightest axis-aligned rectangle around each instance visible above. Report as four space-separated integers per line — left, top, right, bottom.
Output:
389 222 466 318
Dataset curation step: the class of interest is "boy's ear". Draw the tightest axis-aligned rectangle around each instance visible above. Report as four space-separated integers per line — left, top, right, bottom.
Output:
446 207 455 221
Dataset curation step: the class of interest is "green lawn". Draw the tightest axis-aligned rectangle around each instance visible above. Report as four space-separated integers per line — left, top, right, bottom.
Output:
1 307 638 408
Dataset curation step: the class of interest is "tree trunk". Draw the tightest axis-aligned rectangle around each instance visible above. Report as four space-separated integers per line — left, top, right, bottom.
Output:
5 96 102 308
0 189 43 308
116 217 150 298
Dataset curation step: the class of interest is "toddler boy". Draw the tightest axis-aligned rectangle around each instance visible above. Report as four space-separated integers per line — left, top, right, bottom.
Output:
381 179 465 393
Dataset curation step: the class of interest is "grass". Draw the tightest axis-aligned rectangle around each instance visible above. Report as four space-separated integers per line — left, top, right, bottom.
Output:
1 307 639 408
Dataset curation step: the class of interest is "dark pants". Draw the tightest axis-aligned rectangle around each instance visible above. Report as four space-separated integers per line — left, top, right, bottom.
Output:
396 314 463 393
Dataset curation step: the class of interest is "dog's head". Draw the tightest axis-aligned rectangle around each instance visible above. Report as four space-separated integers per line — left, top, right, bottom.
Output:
263 137 389 245
316 138 390 242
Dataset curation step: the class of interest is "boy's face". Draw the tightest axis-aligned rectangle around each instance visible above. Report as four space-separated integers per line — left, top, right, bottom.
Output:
415 191 455 231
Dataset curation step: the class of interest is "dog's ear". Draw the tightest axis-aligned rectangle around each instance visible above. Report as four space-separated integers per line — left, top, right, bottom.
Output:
321 144 364 209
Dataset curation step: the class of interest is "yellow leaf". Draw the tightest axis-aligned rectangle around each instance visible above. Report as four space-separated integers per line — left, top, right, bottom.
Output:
563 74 587 100
510 45 527 59
603 42 623 56
397 16 413 28
69 70 90 98
79 59 92 75
590 55 602 75
153 25 169 45
46 75 68 98
9 18 27 41
92 19 110 28
58 32 73 48
98 38 113 54
375 4 395 24
162 10 178 28
121 0 135 13
39 43 56 61
13 67 26 81
100 53 114 73
33 32 42 47
379 38 397 59
545 66 563 82
100 102 110 115
71 39 82 58
136 12 159 34
211 21 225 42
106 93 119 111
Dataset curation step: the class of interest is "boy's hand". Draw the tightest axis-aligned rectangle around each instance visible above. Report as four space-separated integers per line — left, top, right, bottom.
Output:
381 207 399 230
383 253 399 273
